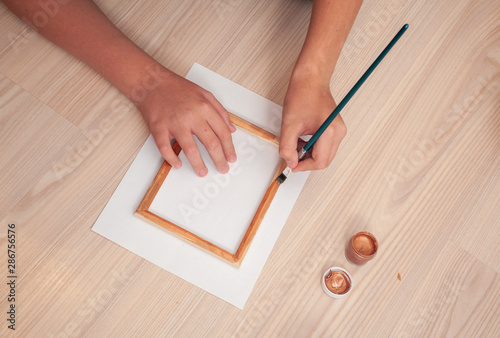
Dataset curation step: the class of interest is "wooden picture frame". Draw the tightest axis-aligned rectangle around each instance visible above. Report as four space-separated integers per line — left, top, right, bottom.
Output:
135 113 286 267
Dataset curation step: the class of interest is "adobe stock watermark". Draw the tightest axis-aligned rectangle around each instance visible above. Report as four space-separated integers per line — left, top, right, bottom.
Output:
386 74 500 189
178 133 271 223
1 0 73 57
232 234 336 337
396 278 466 337
48 269 133 338
52 63 170 180
212 0 242 21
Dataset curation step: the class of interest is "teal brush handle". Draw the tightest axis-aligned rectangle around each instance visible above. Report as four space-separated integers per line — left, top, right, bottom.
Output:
302 23 409 154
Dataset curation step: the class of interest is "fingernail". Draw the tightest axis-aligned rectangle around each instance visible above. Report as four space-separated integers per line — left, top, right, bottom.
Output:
174 162 181 169
220 164 229 173
198 168 208 177
230 124 236 132
229 154 237 163
287 161 296 168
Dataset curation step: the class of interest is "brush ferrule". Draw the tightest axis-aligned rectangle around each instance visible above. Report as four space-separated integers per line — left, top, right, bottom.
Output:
281 166 292 178
298 148 307 160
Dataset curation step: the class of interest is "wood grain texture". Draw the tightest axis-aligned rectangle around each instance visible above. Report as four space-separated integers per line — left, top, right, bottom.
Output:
0 0 499 336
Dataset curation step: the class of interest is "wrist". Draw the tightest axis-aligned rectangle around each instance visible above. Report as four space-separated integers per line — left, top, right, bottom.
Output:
86 33 174 104
291 51 336 88
290 60 333 90
103 46 164 102
124 61 177 106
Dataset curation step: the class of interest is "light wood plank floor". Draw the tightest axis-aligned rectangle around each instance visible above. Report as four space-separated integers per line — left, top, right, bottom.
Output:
1 0 499 336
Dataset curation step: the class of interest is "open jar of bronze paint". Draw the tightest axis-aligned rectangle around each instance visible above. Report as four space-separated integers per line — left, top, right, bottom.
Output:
346 232 378 265
321 267 352 298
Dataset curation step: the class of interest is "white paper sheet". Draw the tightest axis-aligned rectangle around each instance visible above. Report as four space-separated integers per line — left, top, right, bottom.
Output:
149 127 281 254
92 63 309 309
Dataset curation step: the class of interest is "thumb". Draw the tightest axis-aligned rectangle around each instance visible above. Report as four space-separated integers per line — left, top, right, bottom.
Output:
279 123 302 168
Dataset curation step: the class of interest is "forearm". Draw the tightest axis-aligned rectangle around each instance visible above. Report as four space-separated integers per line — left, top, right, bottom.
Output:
2 0 238 175
2 0 165 101
294 0 363 84
280 0 362 171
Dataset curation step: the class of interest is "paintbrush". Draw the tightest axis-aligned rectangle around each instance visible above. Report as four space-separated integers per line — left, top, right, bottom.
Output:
277 23 409 184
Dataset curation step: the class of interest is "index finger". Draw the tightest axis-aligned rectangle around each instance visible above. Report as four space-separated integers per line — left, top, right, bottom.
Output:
292 127 337 172
174 132 208 177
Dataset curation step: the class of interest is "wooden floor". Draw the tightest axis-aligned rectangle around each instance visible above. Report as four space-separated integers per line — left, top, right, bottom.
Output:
1 0 499 336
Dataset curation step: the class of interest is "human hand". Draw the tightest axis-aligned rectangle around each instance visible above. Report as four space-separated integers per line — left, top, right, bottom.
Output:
137 67 237 177
279 70 346 172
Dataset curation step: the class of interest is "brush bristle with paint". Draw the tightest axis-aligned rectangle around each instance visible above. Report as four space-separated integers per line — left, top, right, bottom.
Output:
275 24 408 185
276 167 291 184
